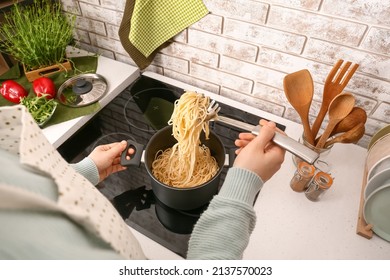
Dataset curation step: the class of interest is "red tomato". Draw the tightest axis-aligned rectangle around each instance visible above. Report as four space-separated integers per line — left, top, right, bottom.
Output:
33 76 56 99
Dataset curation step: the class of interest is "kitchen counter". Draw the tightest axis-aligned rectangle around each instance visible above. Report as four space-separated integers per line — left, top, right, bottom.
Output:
42 55 140 148
44 57 389 260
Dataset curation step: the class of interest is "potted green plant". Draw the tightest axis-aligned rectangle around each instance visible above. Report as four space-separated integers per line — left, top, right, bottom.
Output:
0 0 76 82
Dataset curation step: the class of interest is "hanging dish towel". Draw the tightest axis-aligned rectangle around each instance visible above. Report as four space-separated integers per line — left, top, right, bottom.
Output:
129 0 209 58
119 0 159 70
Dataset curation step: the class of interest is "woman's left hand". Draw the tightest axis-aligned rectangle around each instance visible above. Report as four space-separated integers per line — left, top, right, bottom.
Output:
88 140 133 182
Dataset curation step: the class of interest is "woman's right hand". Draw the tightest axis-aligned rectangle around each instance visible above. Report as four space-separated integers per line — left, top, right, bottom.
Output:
233 120 286 182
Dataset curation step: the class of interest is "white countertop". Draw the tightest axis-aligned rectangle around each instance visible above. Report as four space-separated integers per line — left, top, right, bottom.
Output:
43 55 140 148
44 58 390 260
143 73 390 260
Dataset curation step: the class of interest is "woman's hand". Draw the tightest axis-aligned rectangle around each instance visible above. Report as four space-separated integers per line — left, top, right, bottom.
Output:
234 132 256 155
233 120 286 182
88 140 134 182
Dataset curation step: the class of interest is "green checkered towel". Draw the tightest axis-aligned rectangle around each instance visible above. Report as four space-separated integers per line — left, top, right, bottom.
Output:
129 0 209 58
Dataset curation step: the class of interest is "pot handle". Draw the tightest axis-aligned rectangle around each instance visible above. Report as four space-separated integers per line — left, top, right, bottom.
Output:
120 140 145 167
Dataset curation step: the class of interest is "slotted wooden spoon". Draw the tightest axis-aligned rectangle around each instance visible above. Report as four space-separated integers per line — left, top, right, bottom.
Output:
311 60 359 139
283 69 315 145
316 93 355 149
324 122 365 148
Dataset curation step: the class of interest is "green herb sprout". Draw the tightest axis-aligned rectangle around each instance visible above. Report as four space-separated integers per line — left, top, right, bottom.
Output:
0 0 76 70
20 95 58 125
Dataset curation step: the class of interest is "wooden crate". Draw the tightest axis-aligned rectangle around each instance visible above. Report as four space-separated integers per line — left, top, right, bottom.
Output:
24 60 72 82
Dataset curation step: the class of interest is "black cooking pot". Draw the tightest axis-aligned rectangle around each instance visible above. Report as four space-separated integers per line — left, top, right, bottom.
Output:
154 195 207 234
121 125 226 210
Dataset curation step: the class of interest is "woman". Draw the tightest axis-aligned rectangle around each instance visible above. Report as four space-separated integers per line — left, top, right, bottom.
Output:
0 106 285 259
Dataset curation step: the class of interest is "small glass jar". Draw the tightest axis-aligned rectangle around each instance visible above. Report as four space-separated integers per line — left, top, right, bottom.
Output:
305 172 333 201
290 161 316 192
293 134 333 173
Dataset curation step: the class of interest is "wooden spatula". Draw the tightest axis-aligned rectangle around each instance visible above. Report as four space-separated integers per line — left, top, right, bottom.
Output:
283 69 315 145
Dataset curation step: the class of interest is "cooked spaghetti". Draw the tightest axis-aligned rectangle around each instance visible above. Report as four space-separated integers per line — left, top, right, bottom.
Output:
151 91 219 188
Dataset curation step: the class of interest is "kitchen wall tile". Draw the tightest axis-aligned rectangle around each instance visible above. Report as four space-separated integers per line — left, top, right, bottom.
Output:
75 16 106 36
220 56 286 91
286 106 321 134
304 39 390 80
262 0 321 10
358 135 370 149
253 82 289 106
173 30 187 43
191 14 223 35
203 0 268 25
224 19 306 54
321 0 390 26
64 0 390 149
160 42 219 67
347 74 390 103
220 87 285 117
361 27 390 56
256 48 341 106
78 0 100 6
60 0 81 14
100 0 125 11
268 6 367 47
257 48 329 82
164 69 221 94
74 29 90 44
282 107 301 124
79 2 123 26
106 24 120 40
353 95 378 115
89 33 126 56
308 99 322 119
365 118 389 136
190 63 253 93
257 47 387 113
144 65 164 75
77 42 115 59
115 53 136 67
188 29 258 62
152 54 189 74
371 102 390 123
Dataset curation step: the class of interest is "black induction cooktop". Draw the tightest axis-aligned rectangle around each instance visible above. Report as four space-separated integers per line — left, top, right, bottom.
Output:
58 75 285 258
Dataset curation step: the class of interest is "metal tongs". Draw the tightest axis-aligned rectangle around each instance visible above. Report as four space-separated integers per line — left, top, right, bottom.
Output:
206 100 319 165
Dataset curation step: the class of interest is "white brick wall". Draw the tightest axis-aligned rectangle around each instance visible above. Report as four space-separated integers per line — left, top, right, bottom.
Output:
62 0 390 148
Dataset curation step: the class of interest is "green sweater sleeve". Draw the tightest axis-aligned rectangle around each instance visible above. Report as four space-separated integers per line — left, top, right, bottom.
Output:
187 167 264 259
70 157 100 186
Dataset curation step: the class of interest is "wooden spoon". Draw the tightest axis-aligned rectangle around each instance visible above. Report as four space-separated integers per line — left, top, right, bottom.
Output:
283 69 315 145
315 93 355 148
315 106 367 143
324 122 365 148
330 106 367 137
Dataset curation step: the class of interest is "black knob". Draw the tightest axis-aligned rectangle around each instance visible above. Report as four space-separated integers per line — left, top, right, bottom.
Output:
72 79 93 95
